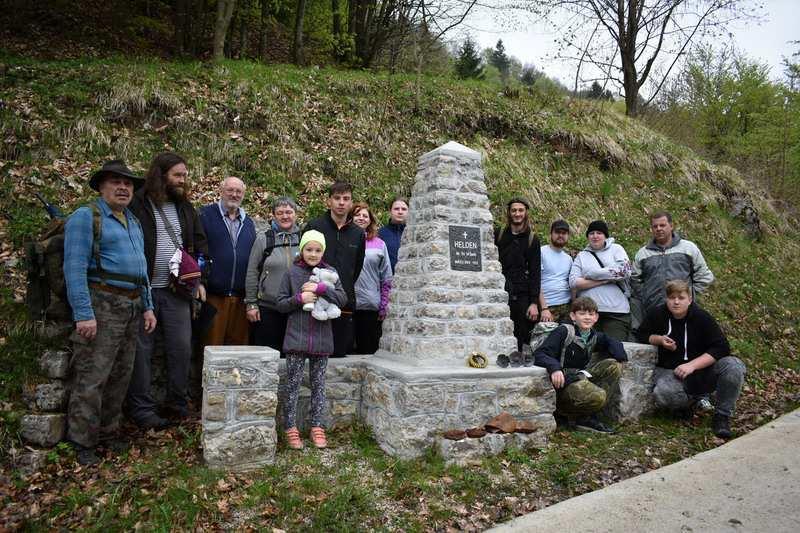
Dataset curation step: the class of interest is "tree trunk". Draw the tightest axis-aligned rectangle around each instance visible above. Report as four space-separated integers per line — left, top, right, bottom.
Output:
293 0 307 65
213 0 237 61
259 0 270 60
174 0 188 55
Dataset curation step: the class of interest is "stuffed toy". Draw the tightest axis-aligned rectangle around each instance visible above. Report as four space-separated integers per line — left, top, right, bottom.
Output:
302 267 342 321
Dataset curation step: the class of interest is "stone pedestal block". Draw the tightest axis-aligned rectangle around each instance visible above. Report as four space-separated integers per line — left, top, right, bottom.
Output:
39 350 70 379
21 414 66 447
202 346 280 472
361 357 556 459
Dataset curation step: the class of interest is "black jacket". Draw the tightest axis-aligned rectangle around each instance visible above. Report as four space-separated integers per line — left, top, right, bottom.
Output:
495 226 541 297
129 189 208 280
637 302 730 369
303 211 365 311
534 325 627 374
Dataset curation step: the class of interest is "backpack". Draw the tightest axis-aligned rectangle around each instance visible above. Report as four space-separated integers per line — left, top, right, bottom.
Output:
526 321 576 367
25 202 137 321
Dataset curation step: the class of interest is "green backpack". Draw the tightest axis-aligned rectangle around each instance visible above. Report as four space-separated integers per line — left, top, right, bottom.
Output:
25 203 105 321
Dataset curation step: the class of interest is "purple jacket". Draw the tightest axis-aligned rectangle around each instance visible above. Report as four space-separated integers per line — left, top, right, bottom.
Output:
276 260 347 356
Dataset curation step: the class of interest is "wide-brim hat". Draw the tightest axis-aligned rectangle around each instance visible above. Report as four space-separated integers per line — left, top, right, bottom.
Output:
89 160 145 191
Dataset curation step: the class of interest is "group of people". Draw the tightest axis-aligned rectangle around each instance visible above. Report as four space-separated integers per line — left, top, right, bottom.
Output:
62 154 407 463
495 198 746 438
62 154 745 464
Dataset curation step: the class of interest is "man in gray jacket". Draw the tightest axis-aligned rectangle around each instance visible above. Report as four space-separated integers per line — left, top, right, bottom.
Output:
632 211 714 314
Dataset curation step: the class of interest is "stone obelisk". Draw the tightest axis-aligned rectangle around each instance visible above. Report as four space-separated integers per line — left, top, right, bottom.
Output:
377 141 518 366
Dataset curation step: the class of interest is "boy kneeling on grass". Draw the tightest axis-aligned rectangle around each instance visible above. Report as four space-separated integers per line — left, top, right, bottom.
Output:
534 296 627 433
638 279 746 439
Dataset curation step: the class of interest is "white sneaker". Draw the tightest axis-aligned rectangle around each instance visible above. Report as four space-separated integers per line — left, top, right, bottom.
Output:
695 398 714 413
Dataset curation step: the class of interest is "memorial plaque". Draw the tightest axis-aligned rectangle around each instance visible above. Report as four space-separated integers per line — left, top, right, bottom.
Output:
449 225 482 271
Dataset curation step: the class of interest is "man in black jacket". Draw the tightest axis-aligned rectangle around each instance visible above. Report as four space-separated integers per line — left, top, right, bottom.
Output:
303 181 366 356
495 197 541 350
638 279 746 438
126 152 208 428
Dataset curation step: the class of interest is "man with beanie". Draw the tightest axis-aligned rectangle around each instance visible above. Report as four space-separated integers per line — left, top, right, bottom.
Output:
303 181 366 356
199 176 256 346
539 219 573 323
495 197 541 350
569 220 633 340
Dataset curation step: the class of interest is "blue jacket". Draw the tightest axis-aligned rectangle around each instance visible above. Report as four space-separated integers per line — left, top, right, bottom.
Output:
199 202 256 296
378 222 405 273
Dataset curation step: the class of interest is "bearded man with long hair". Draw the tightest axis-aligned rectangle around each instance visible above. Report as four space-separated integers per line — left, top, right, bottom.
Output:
125 152 208 429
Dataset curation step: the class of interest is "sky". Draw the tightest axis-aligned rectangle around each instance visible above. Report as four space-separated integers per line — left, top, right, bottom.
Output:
457 0 797 90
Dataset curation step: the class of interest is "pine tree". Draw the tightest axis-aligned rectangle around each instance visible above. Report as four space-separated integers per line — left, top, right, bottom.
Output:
455 37 484 80
489 39 510 82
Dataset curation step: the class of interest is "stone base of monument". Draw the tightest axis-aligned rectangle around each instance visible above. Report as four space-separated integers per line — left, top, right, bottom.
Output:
360 355 556 460
202 346 280 472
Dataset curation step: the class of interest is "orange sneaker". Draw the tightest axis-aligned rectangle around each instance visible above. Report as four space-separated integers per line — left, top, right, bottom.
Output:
285 427 304 450
309 426 327 449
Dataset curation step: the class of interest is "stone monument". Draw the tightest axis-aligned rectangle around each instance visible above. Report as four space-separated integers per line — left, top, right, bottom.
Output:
360 141 557 459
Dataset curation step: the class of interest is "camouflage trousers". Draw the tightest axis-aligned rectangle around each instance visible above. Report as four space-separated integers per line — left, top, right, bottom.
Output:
67 288 142 448
556 358 623 418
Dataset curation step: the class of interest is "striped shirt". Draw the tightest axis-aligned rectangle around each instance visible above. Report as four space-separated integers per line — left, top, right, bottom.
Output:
150 200 183 288
64 198 153 321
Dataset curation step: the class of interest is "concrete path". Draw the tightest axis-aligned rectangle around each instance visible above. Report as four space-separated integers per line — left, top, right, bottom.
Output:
490 409 800 533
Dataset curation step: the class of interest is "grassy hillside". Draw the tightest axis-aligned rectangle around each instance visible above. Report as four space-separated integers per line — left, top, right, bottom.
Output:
1 55 799 530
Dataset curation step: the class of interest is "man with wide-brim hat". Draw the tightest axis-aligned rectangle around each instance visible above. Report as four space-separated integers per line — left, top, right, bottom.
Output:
63 159 156 465
88 159 145 191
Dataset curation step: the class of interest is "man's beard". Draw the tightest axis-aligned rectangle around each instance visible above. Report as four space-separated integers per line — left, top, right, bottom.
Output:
166 183 187 203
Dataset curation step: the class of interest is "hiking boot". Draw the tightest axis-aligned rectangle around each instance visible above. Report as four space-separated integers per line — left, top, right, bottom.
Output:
70 443 101 466
136 413 171 431
575 415 615 434
100 438 131 455
554 413 575 429
712 414 733 439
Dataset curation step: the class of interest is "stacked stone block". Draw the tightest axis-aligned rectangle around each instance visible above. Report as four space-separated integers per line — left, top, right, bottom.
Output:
202 346 279 472
20 350 70 448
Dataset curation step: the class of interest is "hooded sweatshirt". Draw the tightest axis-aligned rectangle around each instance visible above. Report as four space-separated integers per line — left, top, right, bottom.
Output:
569 237 631 314
637 301 730 369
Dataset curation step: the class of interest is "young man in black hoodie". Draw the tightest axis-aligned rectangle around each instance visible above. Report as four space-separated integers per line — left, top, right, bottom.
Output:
495 197 541 351
303 181 366 357
638 280 746 438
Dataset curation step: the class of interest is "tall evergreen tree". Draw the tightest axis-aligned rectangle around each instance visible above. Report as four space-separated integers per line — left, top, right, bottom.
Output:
489 39 510 81
455 36 484 80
